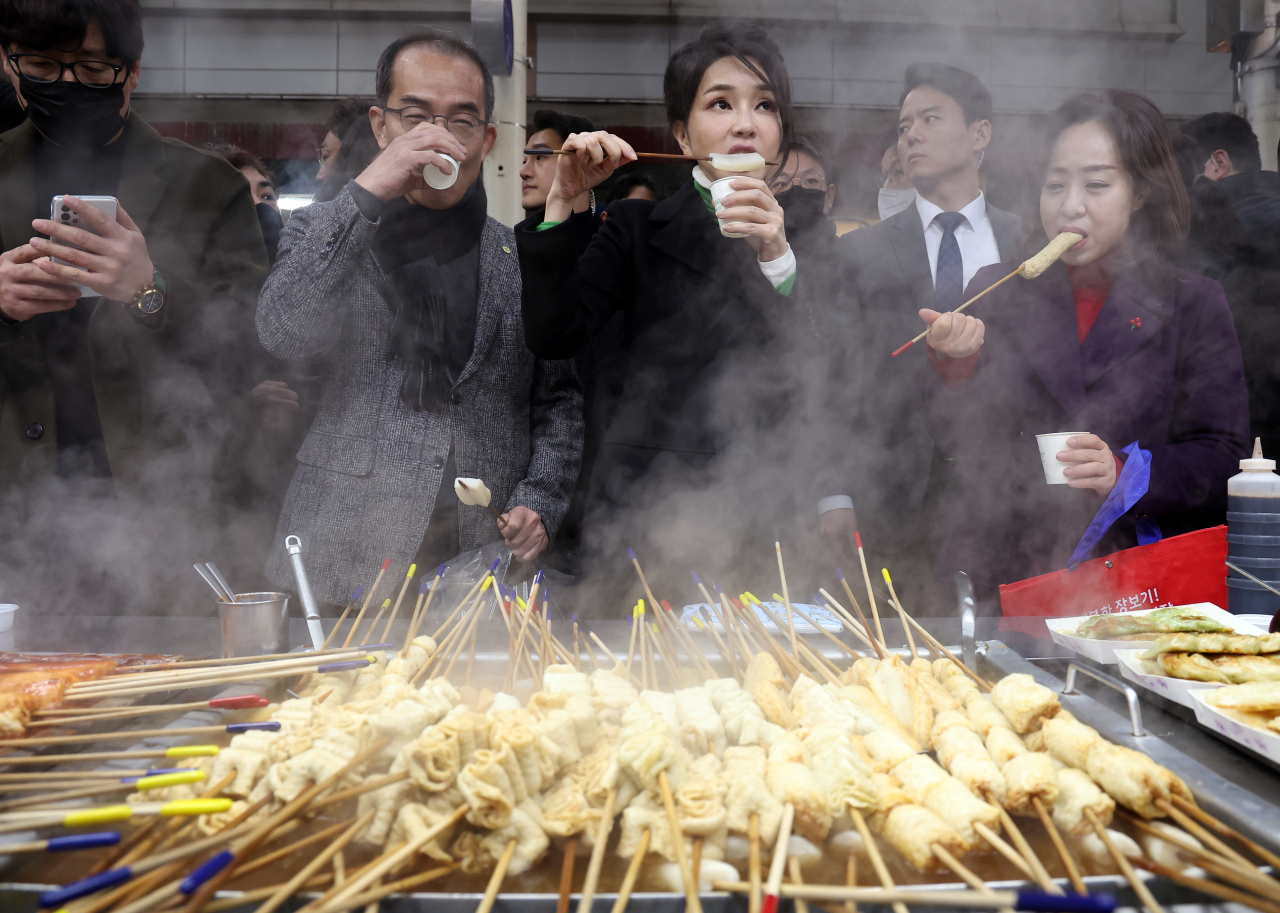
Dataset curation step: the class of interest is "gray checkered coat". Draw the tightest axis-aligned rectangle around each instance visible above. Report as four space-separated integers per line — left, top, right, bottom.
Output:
257 187 583 605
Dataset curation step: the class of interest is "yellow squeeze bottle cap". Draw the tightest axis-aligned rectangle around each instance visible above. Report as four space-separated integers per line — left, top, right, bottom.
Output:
63 805 133 828
166 745 219 759
135 770 205 791
160 798 233 817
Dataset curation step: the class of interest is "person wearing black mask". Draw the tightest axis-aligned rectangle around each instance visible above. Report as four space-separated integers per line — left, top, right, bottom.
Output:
769 134 835 237
256 28 582 607
0 0 270 616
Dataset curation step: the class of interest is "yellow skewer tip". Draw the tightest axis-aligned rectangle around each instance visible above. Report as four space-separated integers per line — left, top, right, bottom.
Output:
407 563 417 577
772 593 784 603
881 568 892 584
136 770 205 791
693 617 707 630
480 577 493 592
160 798 233 817
64 805 133 827
382 598 391 607
166 745 219 759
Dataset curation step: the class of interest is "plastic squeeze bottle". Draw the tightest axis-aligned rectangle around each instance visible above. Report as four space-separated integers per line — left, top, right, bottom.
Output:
1226 438 1280 617
1228 437 1280 513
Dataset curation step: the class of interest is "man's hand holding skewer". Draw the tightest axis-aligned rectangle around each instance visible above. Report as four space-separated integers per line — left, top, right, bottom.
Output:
545 131 637 223
919 308 984 359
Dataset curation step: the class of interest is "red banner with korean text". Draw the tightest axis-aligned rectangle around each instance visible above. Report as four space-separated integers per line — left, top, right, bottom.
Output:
998 526 1227 635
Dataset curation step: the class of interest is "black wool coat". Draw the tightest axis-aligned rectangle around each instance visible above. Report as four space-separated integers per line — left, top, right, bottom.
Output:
515 179 820 580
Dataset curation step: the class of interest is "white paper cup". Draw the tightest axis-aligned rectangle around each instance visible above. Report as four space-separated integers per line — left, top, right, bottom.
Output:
423 154 459 190
0 605 16 633
709 177 748 238
1036 432 1087 484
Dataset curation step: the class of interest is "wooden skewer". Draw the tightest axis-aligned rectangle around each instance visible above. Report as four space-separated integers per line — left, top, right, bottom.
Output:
234 817 354 882
748 813 762 913
625 603 639 678
787 855 809 913
891 265 1025 357
852 534 886 649
1170 794 1280 871
310 863 459 913
201 875 333 913
441 589 487 681
300 806 467 913
990 802 1061 894
754 599 841 683
1083 807 1165 913
931 845 1016 913
733 596 804 680
361 599 392 645
523 148 779 166
69 649 372 694
1128 854 1280 913
401 568 440 657
576 787 617 913
658 599 717 681
849 806 908 913
589 630 616 665
880 569 919 661
0 723 277 749
415 577 493 685
762 803 795 913
379 563 417 643
1120 811 1280 902
0 746 218 765
178 736 393 913
714 881 1068 908
972 822 1037 882
320 588 362 652
721 590 761 666
815 587 881 656
610 827 649 913
1032 796 1085 894
85 644 365 682
580 623 603 671
692 836 704 889
775 542 801 665
785 598 862 659
558 837 579 913
659 769 702 913
844 851 857 913
896 601 993 691
829 580 886 659
506 571 545 691
343 558 391 648
28 697 265 728
1155 798 1256 869
465 614 481 687
475 838 518 913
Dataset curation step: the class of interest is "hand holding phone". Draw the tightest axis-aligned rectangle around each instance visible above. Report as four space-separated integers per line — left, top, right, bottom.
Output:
48 195 118 297
29 194 154 303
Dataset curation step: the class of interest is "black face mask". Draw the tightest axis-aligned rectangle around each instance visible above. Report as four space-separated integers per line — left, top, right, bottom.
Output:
18 75 127 148
778 186 829 234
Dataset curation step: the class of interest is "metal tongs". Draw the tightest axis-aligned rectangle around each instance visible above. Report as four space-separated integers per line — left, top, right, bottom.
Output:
286 535 326 651
193 562 237 603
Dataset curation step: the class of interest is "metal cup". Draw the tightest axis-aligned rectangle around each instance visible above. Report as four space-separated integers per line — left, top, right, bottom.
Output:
217 592 290 658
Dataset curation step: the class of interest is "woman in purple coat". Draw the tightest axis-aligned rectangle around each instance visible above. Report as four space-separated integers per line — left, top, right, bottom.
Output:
918 89 1250 604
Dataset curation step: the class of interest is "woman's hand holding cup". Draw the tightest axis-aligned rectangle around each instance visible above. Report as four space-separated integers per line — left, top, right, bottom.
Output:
1057 433 1118 496
545 131 636 222
919 308 984 359
713 177 788 261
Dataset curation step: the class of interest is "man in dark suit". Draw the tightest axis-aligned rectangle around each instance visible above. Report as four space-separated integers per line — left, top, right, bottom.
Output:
1182 112 1280 260
838 63 1025 613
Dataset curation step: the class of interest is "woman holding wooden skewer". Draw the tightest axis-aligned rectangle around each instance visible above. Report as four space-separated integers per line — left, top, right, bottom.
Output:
516 20 823 593
918 89 1249 601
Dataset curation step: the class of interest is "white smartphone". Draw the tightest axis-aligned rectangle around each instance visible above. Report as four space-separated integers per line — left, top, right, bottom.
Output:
49 195 118 298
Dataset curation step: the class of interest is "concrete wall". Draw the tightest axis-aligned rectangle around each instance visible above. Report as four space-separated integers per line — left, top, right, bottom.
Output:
134 0 1232 118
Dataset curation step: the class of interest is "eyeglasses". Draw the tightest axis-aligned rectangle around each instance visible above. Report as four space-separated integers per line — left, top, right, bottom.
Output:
876 167 907 188
769 174 829 194
7 53 125 88
380 106 486 144
316 147 336 164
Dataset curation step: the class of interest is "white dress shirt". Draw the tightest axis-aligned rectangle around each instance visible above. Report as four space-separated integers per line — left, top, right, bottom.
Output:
915 191 1001 292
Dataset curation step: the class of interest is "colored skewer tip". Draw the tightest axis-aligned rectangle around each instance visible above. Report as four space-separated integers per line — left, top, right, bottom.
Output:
180 849 235 894
209 694 268 709
571 613 579 623
660 599 673 612
854 531 863 548
406 563 417 577
381 598 391 608
359 642 396 650
46 832 120 852
488 557 502 571
1015 891 1116 913
627 547 637 560
351 585 364 601
691 571 702 584
881 568 892 584
715 583 726 593
380 558 391 570
761 894 778 913
437 564 447 576
165 745 218 759
420 580 429 594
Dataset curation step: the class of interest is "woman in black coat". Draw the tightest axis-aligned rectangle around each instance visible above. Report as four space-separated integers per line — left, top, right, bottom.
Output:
515 21 829 592
918 90 1250 605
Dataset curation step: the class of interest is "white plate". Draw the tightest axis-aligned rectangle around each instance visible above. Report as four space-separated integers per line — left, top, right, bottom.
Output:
1045 603 1254 665
1114 648 1224 708
1188 689 1280 764
680 602 841 634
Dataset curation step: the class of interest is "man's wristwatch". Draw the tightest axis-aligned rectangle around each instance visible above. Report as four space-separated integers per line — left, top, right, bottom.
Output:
128 267 166 316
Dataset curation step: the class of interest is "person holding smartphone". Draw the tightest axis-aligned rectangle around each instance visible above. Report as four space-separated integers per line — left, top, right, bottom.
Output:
0 0 269 614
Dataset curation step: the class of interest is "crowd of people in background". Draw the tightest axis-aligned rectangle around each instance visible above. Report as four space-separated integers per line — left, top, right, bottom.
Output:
0 0 1270 619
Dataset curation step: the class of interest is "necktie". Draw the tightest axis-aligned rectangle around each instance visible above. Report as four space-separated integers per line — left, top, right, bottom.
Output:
934 211 966 312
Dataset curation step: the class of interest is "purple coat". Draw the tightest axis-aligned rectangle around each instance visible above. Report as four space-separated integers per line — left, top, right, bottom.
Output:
923 260 1249 601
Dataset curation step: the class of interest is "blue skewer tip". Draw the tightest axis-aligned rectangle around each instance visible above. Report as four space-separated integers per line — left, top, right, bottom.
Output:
180 850 235 895
572 613 579 623
40 867 133 907
420 579 429 594
812 594 824 606
437 564 446 576
46 832 120 852
535 569 544 584
317 659 367 673
144 768 187 776
359 642 395 650
835 567 846 580
627 547 637 560
691 571 702 584
715 583 726 594
351 585 364 601
488 557 501 571
1015 891 1116 913
226 721 281 733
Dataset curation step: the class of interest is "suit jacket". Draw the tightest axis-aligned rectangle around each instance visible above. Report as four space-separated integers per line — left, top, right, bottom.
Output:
923 261 1250 601
0 113 269 493
838 202 1026 557
257 187 583 605
515 180 818 578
